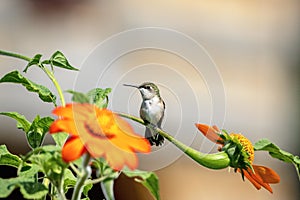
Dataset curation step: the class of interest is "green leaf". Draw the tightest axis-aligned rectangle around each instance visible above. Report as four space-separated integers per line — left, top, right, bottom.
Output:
0 154 21 168
38 144 61 153
63 169 92 196
0 178 17 198
0 113 54 149
100 179 115 200
0 70 56 104
52 132 68 146
23 145 68 196
19 182 48 199
63 168 77 192
0 177 28 198
22 145 60 166
0 156 44 198
43 155 67 185
26 116 54 149
0 112 31 132
27 116 42 149
66 90 90 103
23 54 42 73
83 183 93 197
254 139 300 180
18 164 40 177
27 145 67 173
254 139 297 163
66 88 111 108
35 116 54 135
87 88 111 108
0 177 33 198
122 169 160 200
0 145 21 168
49 51 78 71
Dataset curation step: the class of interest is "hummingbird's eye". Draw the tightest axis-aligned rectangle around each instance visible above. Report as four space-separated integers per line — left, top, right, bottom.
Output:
145 85 151 90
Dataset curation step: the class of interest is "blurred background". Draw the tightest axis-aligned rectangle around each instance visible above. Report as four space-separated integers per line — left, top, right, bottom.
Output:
0 0 299 199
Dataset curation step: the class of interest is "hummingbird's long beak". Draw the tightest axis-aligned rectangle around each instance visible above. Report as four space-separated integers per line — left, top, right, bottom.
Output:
123 84 139 88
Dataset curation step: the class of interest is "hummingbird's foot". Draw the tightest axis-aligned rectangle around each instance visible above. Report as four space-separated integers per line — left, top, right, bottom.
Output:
147 134 164 146
153 133 165 146
145 124 165 146
148 138 155 146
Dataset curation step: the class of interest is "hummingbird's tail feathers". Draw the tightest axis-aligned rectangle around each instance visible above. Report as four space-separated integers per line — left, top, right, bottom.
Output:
145 127 164 146
145 127 153 139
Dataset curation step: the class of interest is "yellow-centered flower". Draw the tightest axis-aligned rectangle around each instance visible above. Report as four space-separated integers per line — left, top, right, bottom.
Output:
50 103 151 170
196 123 280 193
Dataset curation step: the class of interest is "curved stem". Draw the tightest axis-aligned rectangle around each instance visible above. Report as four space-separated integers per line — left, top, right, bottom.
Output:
41 66 65 107
117 112 230 170
57 179 67 200
72 153 92 200
70 163 81 176
0 50 31 61
85 173 113 185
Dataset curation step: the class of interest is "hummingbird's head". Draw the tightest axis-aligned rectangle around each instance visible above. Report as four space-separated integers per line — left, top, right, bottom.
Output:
123 82 160 100
138 82 160 100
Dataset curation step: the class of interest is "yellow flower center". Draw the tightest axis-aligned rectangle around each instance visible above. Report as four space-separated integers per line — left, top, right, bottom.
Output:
229 133 254 164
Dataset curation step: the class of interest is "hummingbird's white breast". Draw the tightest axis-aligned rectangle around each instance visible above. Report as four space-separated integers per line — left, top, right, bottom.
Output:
140 95 164 124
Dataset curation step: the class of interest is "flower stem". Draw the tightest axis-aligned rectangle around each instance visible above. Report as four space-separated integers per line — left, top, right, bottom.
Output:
117 112 230 170
57 180 67 200
71 153 92 200
70 163 82 176
0 50 31 61
40 66 65 107
85 173 113 185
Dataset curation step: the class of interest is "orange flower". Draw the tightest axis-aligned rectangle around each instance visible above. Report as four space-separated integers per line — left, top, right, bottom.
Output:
195 124 222 144
195 123 280 193
50 103 151 170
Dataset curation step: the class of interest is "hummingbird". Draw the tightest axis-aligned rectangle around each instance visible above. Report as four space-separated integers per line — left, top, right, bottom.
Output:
123 82 165 146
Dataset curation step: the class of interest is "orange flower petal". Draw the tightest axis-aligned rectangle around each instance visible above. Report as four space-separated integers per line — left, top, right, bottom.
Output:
52 104 74 119
62 136 86 162
241 168 274 193
195 123 223 144
104 145 138 171
85 139 139 170
107 149 138 171
53 103 97 121
111 135 151 153
79 109 150 153
51 103 151 170
110 113 151 153
81 110 150 169
73 103 99 121
49 119 79 136
242 169 262 190
253 165 280 184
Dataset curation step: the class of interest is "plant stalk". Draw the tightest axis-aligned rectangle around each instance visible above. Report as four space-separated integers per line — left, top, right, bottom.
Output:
0 50 31 61
71 153 92 200
40 66 65 106
117 112 230 170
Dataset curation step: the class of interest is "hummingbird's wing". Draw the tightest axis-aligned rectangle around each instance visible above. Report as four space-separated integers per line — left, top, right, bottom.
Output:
157 100 165 128
145 127 154 145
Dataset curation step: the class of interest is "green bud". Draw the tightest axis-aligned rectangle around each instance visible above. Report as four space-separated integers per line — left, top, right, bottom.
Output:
184 146 230 169
156 128 230 169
